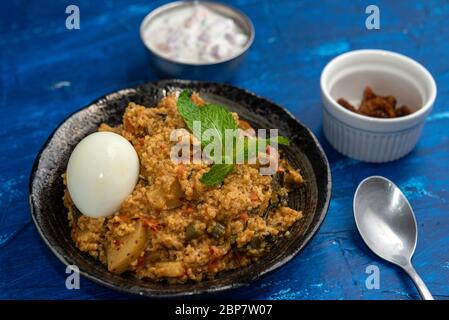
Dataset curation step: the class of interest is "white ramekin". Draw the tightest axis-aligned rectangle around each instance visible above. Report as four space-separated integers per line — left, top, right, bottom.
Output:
320 49 437 163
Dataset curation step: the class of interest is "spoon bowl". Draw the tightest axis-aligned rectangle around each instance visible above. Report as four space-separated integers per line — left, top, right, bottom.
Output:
354 176 433 300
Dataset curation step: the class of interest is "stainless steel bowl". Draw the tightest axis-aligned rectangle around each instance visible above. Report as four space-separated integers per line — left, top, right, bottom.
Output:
139 1 255 82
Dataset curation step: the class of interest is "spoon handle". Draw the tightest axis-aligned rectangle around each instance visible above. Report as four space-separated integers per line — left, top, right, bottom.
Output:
402 263 434 300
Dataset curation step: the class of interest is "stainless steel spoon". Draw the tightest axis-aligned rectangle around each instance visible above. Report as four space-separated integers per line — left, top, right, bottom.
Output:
354 176 434 300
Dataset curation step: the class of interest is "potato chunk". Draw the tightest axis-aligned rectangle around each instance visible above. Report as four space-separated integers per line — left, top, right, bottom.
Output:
146 175 183 210
285 169 303 185
107 220 147 274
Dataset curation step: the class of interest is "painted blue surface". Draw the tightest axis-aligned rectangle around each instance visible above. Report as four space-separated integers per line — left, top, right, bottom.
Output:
0 0 448 300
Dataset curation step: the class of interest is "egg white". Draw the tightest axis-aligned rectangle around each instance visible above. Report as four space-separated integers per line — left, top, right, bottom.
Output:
67 132 139 218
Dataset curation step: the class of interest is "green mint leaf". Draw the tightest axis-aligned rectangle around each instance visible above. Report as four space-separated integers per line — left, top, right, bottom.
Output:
176 90 290 186
177 91 238 151
271 135 290 145
242 135 290 160
199 164 235 186
199 103 238 149
177 90 200 132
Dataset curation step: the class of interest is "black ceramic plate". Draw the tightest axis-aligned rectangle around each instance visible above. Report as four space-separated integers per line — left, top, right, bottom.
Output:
29 80 331 297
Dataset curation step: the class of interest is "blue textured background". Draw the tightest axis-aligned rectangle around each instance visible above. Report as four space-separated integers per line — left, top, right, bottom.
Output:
1 0 448 300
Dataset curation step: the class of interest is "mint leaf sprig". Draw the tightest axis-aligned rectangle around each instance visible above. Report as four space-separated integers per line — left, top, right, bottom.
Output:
177 90 289 186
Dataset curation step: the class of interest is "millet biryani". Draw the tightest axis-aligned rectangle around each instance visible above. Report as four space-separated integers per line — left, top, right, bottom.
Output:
63 92 304 282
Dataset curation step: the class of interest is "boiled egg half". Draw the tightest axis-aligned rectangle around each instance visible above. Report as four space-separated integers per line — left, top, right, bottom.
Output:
67 132 139 218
